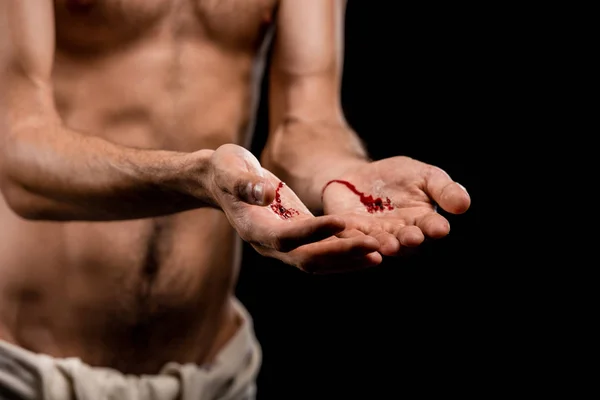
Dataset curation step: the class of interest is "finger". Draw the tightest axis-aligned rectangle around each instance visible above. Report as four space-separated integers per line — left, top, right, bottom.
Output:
299 250 382 274
273 216 347 252
371 230 400 256
299 236 383 274
336 228 398 257
425 167 471 214
233 174 276 206
334 220 400 256
341 220 400 256
258 234 382 273
292 235 381 273
396 225 425 247
215 144 276 206
415 212 450 239
336 228 367 239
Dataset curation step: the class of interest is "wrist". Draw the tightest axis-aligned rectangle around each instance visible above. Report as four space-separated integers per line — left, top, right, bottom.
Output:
305 156 370 214
314 157 370 196
178 149 218 207
143 149 217 208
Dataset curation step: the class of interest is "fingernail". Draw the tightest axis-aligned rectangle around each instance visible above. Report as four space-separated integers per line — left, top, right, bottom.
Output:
457 183 468 193
253 182 265 205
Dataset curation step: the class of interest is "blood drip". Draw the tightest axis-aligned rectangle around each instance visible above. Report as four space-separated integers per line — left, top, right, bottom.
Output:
323 180 394 213
270 182 300 219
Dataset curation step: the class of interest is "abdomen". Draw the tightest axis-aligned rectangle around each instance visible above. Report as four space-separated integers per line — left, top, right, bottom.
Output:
0 21 256 369
0 194 239 372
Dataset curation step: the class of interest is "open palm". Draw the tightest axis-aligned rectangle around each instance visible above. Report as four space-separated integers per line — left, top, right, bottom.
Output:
322 156 471 256
211 144 381 273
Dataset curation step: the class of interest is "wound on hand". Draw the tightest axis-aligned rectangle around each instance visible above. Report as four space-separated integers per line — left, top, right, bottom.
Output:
322 180 394 213
270 182 300 219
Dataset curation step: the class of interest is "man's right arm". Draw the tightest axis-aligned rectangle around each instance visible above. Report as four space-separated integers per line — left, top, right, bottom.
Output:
0 1 386 272
0 0 218 221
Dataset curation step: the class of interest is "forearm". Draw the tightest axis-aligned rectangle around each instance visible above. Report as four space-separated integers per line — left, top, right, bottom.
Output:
261 117 369 212
0 121 215 221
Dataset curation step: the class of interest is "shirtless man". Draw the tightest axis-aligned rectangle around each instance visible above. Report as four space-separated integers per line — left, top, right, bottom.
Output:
0 0 471 399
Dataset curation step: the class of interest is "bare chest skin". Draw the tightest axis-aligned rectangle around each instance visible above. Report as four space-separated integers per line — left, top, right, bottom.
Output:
0 0 277 374
53 0 275 150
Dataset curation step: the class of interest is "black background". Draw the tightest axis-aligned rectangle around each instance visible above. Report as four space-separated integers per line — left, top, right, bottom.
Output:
236 2 485 398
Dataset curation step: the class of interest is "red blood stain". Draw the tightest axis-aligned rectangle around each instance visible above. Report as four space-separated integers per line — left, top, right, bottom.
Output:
323 180 394 213
270 182 300 219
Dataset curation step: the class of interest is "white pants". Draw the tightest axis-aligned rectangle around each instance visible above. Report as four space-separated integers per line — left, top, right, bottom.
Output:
0 299 261 400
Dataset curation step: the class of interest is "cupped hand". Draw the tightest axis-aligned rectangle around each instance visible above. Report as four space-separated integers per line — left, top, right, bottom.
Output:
321 156 471 256
209 144 382 273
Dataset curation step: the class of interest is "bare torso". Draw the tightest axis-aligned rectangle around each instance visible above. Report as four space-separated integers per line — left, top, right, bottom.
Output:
0 0 277 374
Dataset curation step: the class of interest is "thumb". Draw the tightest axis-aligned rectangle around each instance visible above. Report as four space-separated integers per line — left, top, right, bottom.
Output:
233 172 276 206
212 144 276 206
425 167 471 214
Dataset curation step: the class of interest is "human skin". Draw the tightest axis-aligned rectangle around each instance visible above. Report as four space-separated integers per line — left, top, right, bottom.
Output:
0 0 379 374
0 0 470 377
261 0 471 260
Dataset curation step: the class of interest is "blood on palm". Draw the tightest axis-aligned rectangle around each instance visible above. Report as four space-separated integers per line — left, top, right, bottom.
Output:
323 180 394 213
270 182 300 219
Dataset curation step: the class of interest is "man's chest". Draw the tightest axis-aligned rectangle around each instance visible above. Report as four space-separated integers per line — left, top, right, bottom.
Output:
53 0 279 52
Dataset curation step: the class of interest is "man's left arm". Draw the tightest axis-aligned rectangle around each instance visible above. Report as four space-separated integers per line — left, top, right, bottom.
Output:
262 0 471 256
261 0 367 213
